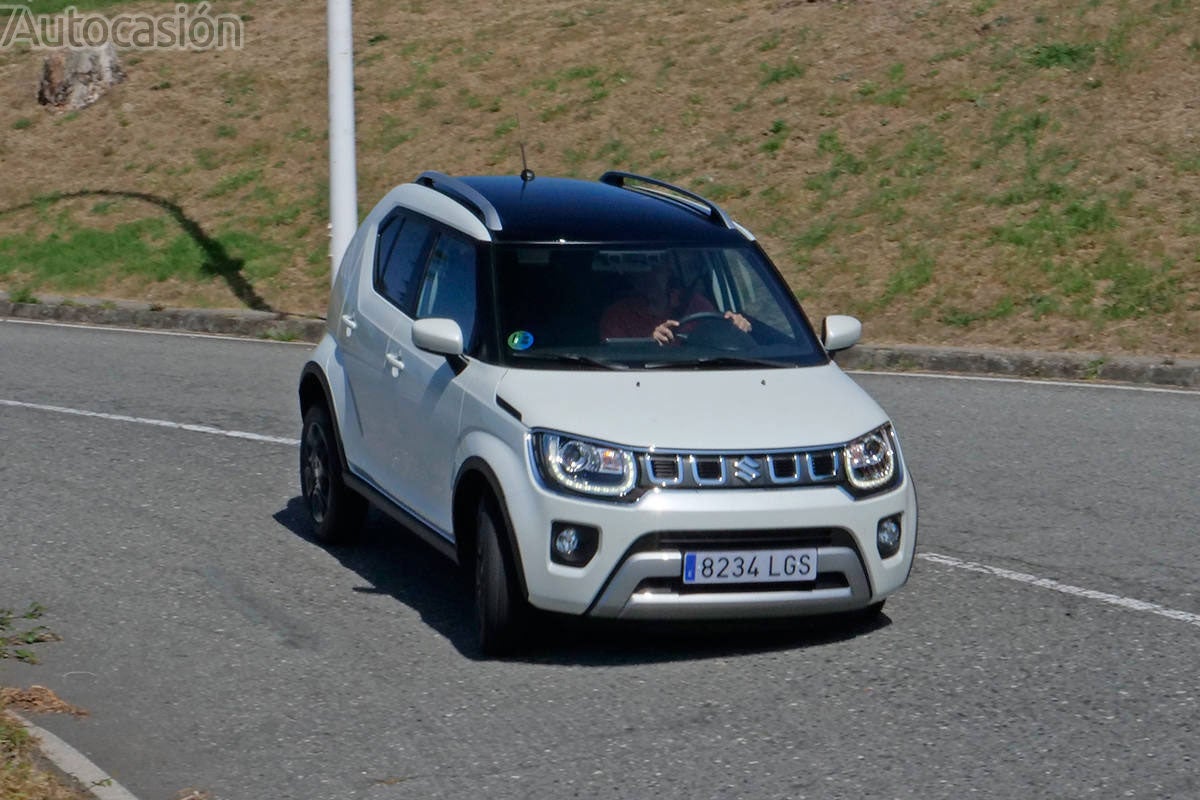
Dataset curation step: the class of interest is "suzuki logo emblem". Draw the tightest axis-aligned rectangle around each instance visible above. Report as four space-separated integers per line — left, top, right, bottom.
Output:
733 456 762 484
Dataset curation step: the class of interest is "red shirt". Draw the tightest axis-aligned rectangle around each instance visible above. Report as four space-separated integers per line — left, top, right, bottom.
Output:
599 292 715 340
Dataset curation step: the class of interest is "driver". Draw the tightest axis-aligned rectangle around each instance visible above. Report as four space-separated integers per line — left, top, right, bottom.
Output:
599 259 751 345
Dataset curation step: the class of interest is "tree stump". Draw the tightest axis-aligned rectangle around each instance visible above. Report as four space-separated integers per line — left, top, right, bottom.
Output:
38 44 126 111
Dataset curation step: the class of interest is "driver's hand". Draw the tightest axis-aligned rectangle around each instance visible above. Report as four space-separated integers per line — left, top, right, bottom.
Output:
725 311 752 333
653 319 680 345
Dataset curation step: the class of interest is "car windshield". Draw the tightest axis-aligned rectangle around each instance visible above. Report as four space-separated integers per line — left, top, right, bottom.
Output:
492 243 826 369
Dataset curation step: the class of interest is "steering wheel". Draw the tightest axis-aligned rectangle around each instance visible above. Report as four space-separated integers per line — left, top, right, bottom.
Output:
674 311 754 350
675 311 728 327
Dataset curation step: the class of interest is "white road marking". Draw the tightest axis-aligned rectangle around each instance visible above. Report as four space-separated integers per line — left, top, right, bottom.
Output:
0 398 299 446
11 712 144 800
0 317 313 345
919 552 1200 628
851 369 1199 396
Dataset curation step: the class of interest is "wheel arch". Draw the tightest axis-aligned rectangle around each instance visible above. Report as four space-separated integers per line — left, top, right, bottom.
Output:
298 363 354 482
299 362 331 417
453 458 529 600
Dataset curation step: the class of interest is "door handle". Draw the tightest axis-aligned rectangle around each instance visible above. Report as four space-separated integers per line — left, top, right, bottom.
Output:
386 353 405 374
341 314 358 334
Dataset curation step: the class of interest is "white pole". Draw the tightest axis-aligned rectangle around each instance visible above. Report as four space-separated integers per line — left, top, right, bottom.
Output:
327 0 358 284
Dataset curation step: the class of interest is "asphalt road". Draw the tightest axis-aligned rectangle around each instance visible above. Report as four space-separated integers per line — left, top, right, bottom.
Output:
1 319 1197 800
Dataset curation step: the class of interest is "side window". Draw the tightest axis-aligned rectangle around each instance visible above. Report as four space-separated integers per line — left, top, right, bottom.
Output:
375 212 433 313
415 233 478 345
725 250 790 334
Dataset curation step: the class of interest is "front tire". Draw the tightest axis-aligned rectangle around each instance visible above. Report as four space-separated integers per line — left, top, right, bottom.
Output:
299 404 366 545
475 497 526 656
851 600 886 623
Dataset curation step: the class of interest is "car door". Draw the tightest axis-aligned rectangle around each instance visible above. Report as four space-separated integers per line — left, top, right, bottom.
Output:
339 210 434 488
381 228 481 536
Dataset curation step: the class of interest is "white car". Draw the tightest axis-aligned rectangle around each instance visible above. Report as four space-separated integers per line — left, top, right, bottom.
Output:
298 170 917 654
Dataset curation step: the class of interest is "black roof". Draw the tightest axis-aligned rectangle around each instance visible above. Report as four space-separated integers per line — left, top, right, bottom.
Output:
446 175 750 245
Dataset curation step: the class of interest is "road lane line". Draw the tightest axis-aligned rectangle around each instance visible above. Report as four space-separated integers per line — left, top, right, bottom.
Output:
0 398 299 446
919 552 1200 628
11 712 144 800
2 317 312 345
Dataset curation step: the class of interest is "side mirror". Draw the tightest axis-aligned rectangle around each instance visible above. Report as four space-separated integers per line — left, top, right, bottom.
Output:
822 315 862 353
412 317 464 357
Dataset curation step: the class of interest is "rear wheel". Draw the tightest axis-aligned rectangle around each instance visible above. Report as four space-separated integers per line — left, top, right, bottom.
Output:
475 497 526 656
299 404 366 545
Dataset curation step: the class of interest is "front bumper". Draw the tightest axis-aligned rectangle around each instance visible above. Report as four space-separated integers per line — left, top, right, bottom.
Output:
590 546 871 619
504 466 917 619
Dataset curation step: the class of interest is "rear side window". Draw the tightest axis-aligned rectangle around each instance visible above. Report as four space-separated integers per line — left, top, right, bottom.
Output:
415 233 478 345
375 213 433 313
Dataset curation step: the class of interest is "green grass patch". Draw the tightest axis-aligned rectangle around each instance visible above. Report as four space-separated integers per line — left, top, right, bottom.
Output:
1092 247 1178 319
991 198 1116 253
205 168 262 198
760 58 805 86
0 211 285 295
378 115 417 152
492 116 519 139
761 119 789 155
1024 42 1097 70
941 295 1016 327
805 130 868 207
880 244 935 304
6 285 39 304
1 603 57 664
0 218 206 289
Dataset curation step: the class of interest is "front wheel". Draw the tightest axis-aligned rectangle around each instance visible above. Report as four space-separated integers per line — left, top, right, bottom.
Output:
475 497 527 656
851 600 886 623
299 404 366 545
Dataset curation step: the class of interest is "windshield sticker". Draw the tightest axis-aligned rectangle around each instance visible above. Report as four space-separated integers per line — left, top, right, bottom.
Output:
507 330 535 351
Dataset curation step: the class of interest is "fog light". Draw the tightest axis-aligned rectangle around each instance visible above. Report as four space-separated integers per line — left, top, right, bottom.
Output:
554 528 580 557
549 522 599 567
877 516 902 558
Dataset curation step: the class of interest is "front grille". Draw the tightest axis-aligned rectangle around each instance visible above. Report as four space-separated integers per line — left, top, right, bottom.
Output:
648 456 680 482
636 572 852 595
693 456 725 482
640 447 842 489
630 527 852 554
769 455 798 480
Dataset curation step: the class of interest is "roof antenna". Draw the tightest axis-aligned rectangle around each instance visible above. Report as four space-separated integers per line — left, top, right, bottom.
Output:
519 141 536 182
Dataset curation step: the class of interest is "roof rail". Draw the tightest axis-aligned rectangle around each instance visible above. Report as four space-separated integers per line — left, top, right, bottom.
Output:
415 171 503 231
599 171 735 230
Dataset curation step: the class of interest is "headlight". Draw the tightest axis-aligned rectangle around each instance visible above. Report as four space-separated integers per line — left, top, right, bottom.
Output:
843 424 898 493
536 433 637 498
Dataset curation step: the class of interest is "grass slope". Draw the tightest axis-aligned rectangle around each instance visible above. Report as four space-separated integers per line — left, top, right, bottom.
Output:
1 0 1197 355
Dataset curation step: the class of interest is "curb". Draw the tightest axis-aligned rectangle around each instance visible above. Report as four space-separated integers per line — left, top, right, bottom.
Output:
11 712 143 800
0 292 326 343
835 343 1200 390
3 292 1198 390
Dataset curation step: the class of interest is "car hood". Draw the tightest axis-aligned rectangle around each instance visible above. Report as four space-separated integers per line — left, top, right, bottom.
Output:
492 363 889 450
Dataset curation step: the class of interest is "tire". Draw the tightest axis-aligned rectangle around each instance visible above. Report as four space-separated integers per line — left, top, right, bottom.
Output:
299 404 367 545
852 600 886 623
475 497 526 656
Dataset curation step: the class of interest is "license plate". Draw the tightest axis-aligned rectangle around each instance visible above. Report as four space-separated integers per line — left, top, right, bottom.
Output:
682 549 817 585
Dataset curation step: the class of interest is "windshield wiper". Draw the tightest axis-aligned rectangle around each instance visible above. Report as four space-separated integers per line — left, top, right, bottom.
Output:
512 352 628 371
644 355 793 370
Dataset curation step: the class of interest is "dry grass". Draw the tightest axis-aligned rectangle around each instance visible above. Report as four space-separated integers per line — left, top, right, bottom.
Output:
1 688 91 800
1 0 1198 355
